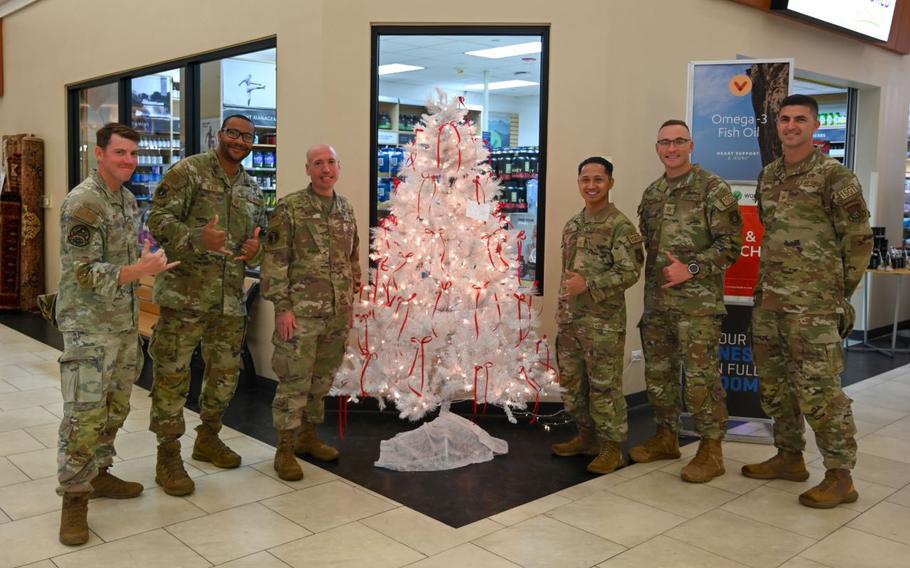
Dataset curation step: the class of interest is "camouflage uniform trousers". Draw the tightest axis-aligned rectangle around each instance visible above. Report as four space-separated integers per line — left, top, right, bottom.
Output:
149 306 245 442
752 308 857 469
57 330 142 495
556 320 628 443
272 311 349 430
640 311 728 439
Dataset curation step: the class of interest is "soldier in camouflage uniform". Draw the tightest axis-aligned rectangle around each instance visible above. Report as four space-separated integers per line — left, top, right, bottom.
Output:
54 123 178 545
262 144 360 481
631 119 743 483
552 157 644 475
147 115 266 495
742 95 872 509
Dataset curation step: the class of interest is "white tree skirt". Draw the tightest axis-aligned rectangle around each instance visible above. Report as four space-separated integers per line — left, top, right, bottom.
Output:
375 409 508 471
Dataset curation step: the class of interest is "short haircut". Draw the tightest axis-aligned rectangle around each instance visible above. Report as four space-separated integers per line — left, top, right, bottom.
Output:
658 119 690 134
779 94 819 117
96 123 140 149
221 113 255 129
577 156 614 176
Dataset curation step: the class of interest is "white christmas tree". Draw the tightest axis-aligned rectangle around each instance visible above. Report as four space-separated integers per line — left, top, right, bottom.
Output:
332 91 558 468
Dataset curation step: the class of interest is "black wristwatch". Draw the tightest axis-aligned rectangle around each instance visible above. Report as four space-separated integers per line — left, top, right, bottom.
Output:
687 262 700 276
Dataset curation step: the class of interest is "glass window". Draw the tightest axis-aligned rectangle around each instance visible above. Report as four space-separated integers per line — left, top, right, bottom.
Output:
75 82 119 180
372 29 548 292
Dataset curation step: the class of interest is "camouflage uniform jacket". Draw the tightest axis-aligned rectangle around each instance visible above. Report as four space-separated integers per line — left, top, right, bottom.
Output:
148 150 266 316
638 165 743 316
558 203 644 330
261 184 361 317
56 171 139 333
755 149 873 314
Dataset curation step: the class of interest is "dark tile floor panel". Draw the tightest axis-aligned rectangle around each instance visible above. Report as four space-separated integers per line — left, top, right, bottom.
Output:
2 310 901 527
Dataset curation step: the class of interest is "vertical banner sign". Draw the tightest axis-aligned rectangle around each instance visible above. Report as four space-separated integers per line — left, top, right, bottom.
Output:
688 59 793 422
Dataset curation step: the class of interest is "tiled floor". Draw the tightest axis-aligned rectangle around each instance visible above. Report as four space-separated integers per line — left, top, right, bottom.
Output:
3 323 910 567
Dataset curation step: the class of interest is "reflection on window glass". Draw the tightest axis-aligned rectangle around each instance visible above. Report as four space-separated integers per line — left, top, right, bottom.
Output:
375 33 545 290
77 83 119 179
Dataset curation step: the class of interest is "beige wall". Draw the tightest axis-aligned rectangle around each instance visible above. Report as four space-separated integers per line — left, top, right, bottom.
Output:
2 0 910 392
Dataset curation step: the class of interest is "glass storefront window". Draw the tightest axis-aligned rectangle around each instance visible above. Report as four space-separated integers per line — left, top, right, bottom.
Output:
76 82 119 180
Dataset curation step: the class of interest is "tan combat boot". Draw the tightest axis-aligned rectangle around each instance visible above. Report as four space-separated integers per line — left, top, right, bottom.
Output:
59 492 90 546
296 422 339 461
155 440 195 496
551 427 599 457
741 450 810 481
586 441 626 475
799 469 859 509
680 438 725 483
629 425 681 463
192 423 241 468
274 430 304 481
89 467 144 499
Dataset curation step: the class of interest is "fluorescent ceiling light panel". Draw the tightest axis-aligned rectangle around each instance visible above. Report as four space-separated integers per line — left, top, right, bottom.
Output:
465 41 542 59
378 63 425 76
464 80 540 91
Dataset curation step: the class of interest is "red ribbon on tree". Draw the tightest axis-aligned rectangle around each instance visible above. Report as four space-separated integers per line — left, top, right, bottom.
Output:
480 229 502 269
391 252 415 289
373 257 390 302
338 395 351 439
396 293 418 340
519 366 541 424
407 335 433 397
472 281 490 339
473 362 494 417
436 121 463 170
514 292 527 321
424 228 447 265
494 292 502 327
432 280 453 319
515 230 527 285
474 175 485 204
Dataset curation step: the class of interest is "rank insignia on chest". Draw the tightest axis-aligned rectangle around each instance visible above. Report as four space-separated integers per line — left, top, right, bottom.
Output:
67 225 92 248
663 203 676 215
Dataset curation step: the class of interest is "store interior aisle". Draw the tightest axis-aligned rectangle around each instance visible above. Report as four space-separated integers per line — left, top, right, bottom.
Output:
1 322 910 567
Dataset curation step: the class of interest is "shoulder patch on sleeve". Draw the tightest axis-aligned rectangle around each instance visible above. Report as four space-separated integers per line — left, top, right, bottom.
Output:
716 192 737 211
67 225 93 247
833 183 861 205
71 205 100 226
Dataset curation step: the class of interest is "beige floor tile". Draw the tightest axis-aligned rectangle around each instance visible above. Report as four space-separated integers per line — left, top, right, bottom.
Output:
835 451 910 488
361 506 502 556
185 466 292 513
106 453 206 490
0 510 101 567
660 457 770 494
0 406 59 432
856 433 910 464
776 557 837 568
0 428 44 456
489 493 572 526
719 441 779 464
547 489 686 547
766 464 896 512
613 457 686 480
0 456 28 487
872 415 910 440
269 521 425 568
721 485 858 539
168 502 310 565
608 470 738 518
88 486 207 541
598 534 749 568
406 543 519 568
118 413 151 433
41 404 65 419
854 419 885 439
0 352 44 366
847 501 910 546
801 526 910 568
0 363 34 380
474 515 624 568
17 360 61 376
0 387 61 411
850 403 907 426
129 387 154 409
215 551 292 568
4 372 60 391
250 458 342 490
886 483 910 507
263 480 396 534
53 528 209 568
7 446 57 479
25 422 59 448
18 561 57 568
555 471 628 501
0 380 18 394
0 475 60 519
0 509 8 524
666 509 815 568
111 429 159 460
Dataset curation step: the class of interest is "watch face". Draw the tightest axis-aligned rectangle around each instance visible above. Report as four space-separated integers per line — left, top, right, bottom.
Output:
688 263 699 275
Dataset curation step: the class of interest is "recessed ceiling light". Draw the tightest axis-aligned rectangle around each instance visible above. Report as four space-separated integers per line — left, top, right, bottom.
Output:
465 41 541 59
464 80 540 91
378 63 425 76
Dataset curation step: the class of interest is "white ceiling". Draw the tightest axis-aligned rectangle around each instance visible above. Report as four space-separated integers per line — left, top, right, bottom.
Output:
378 35 542 96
